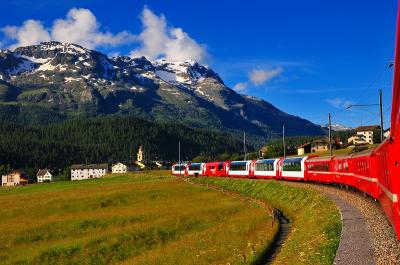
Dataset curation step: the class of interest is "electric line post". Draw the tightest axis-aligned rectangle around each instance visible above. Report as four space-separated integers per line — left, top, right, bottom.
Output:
379 89 384 142
282 125 286 158
178 141 181 175
346 89 384 143
329 113 333 156
244 132 247 160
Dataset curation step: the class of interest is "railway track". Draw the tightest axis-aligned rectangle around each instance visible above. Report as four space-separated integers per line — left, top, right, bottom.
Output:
284 181 400 265
181 176 400 264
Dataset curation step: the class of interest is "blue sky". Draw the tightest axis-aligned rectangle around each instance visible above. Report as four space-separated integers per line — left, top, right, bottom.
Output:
0 0 397 128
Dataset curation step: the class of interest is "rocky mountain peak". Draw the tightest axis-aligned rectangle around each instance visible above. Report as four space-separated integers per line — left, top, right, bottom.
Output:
0 41 325 137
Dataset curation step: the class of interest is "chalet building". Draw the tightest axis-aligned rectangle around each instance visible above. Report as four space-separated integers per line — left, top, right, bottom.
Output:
112 162 129 174
2 170 29 187
36 169 52 183
297 139 330 155
348 125 380 145
70 164 108 181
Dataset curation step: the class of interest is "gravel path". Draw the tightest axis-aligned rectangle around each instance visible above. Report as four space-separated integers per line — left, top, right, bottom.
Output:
283 181 400 265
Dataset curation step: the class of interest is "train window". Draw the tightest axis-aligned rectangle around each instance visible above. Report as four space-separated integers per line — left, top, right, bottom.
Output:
344 162 348 171
230 162 247 171
189 164 201 171
174 166 186 171
255 160 274 171
210 166 215 170
309 163 329 172
218 163 224 171
283 158 302 171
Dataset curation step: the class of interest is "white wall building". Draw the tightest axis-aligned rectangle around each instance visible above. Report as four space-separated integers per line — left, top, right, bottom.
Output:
36 169 52 183
2 170 29 187
70 164 108 181
112 163 128 174
348 125 380 145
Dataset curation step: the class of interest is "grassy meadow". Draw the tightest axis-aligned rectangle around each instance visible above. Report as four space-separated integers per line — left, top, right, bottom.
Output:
0 171 277 265
192 177 341 265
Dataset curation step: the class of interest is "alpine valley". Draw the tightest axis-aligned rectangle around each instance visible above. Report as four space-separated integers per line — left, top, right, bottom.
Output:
0 41 325 138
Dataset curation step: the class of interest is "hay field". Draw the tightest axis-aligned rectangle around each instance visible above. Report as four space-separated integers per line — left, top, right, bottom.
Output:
0 172 275 264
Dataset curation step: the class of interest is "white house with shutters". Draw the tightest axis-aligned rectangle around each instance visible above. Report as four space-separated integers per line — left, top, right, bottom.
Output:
70 164 108 181
36 169 52 183
112 162 128 174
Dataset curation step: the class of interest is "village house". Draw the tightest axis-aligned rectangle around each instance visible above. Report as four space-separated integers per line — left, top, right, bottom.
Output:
347 125 380 145
70 164 108 181
36 169 52 183
112 162 129 174
297 139 330 155
1 170 29 187
384 128 390 139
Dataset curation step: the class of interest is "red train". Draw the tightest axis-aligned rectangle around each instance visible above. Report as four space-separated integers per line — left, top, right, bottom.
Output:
172 1 400 240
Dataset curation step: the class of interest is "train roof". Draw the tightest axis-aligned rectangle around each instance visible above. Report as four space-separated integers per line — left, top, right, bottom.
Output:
283 157 305 162
255 159 277 163
306 156 333 162
349 149 374 158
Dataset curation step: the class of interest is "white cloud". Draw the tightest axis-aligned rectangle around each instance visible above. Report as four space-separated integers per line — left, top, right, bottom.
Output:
130 6 207 62
52 8 135 49
249 67 282 86
1 8 135 50
233 82 248 92
2 20 50 49
326 97 353 109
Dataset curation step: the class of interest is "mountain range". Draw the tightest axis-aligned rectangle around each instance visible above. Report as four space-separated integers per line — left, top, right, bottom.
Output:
0 41 325 138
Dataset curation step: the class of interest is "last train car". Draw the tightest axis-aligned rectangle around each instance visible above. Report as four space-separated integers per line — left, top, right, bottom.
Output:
171 163 187 176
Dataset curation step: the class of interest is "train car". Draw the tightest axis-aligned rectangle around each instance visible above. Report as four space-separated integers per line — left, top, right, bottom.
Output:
279 157 308 181
253 159 280 179
227 160 255 178
185 162 205 177
332 155 353 187
348 150 379 198
171 163 187 176
202 161 229 177
374 140 400 239
305 156 334 183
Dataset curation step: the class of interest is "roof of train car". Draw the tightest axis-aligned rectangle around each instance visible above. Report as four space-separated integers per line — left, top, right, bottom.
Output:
306 156 333 162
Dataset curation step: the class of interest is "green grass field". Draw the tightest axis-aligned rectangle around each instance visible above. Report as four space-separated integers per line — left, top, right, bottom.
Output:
0 172 277 265
191 177 341 265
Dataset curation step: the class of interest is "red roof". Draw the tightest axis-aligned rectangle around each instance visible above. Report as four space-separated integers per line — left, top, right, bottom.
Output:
355 125 380 132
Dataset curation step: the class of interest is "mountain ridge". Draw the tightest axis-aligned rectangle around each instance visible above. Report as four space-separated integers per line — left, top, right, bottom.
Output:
0 41 325 138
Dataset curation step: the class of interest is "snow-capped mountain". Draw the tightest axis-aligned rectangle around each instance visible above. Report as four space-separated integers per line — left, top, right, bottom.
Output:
0 41 325 137
322 123 353 132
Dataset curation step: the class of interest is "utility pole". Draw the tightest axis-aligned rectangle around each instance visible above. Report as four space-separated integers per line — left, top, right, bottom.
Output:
283 125 286 158
329 113 332 156
178 141 181 175
379 89 384 142
346 89 384 143
244 132 247 160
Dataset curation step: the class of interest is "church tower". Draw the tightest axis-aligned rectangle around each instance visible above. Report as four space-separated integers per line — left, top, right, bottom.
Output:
137 145 144 162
